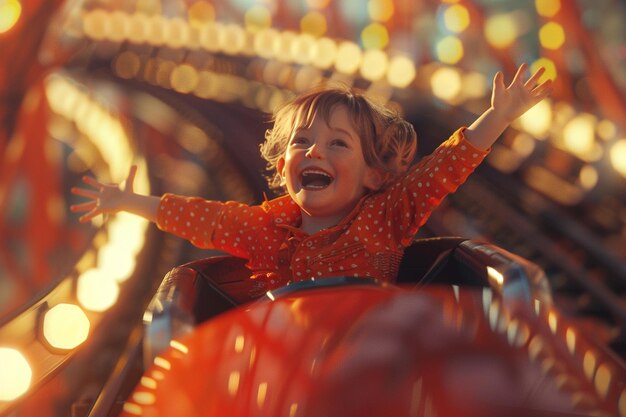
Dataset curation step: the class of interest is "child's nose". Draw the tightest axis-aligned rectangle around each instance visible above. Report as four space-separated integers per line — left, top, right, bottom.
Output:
305 143 323 159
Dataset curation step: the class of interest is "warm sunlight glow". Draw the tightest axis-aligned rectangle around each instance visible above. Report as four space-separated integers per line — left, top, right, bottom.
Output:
43 304 90 350
0 0 22 33
0 348 32 401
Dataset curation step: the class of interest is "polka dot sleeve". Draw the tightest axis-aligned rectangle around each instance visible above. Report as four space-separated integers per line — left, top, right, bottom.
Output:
380 127 489 246
155 193 267 259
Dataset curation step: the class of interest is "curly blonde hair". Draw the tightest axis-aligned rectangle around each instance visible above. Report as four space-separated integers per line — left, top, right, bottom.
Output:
260 85 418 191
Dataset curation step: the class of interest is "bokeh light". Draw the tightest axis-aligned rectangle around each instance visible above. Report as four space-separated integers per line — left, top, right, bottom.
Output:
361 22 389 50
77 268 120 312
562 113 597 156
171 64 200 93
0 348 32 401
386 55 416 88
368 0 394 22
312 37 337 69
188 0 216 28
539 22 565 50
291 33 316 65
42 304 90 350
360 49 388 81
610 139 626 178
244 5 271 32
0 0 22 33
443 4 470 33
579 165 598 190
518 99 553 138
436 35 464 64
430 67 462 101
334 41 362 74
531 58 557 82
300 11 326 37
536 0 561 17
485 14 518 49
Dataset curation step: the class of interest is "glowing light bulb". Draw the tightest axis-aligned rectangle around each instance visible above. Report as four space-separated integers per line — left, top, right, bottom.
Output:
77 268 120 312
43 304 90 350
0 348 32 401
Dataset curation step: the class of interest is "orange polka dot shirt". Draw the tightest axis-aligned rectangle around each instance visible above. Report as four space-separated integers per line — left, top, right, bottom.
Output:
156 128 489 290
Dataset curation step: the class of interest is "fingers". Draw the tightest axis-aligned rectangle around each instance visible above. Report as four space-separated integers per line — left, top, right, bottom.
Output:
510 63 528 86
81 175 104 190
493 71 505 91
79 211 100 224
524 66 546 88
71 187 99 199
531 78 553 98
70 201 97 213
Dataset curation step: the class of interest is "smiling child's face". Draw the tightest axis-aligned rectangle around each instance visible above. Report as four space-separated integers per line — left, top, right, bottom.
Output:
277 105 382 231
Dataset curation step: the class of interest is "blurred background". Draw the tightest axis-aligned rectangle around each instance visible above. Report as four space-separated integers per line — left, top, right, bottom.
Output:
0 0 625 415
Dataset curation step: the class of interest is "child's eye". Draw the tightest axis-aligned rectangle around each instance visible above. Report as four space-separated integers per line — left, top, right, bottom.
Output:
291 136 308 145
331 139 349 147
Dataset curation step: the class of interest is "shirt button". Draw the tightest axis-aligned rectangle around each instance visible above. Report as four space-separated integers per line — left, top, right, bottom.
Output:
275 218 283 223
305 241 313 247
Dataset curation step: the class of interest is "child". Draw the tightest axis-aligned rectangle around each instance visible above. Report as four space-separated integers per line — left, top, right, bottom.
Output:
71 63 552 293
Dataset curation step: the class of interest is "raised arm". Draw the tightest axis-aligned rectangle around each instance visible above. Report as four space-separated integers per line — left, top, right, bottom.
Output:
70 165 160 223
465 63 553 150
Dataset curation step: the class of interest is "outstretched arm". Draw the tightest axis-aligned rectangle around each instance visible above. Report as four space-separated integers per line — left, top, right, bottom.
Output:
70 165 160 223
465 63 553 150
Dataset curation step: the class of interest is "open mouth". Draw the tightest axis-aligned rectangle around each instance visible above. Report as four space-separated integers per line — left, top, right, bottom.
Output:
300 169 333 190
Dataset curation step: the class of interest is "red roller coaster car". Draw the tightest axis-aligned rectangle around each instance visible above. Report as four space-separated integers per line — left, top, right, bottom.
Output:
116 237 625 417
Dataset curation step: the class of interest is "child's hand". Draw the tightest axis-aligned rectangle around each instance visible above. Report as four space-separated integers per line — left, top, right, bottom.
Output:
491 63 553 122
71 165 137 223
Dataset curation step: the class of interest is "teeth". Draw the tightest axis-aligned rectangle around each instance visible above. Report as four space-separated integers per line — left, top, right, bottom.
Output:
301 169 332 178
